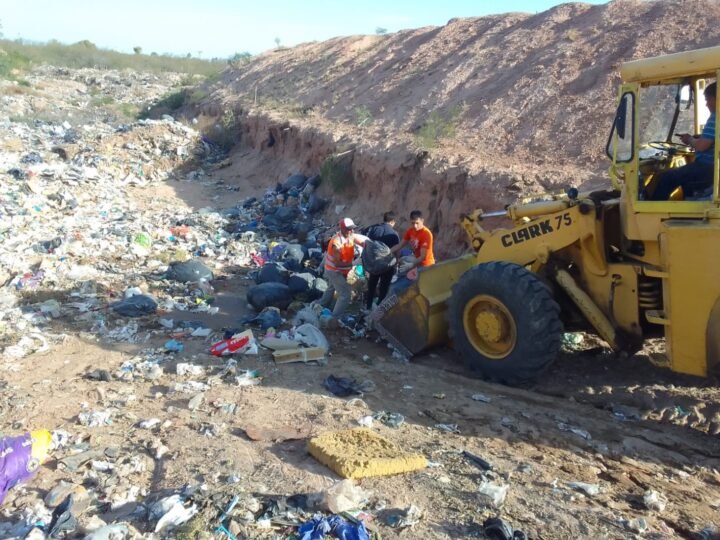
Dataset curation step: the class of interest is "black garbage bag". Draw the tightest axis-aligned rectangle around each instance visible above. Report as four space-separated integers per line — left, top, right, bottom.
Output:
361 240 396 275
322 375 364 397
283 243 305 272
281 174 307 193
263 206 301 233
257 262 289 284
295 220 313 243
307 194 327 214
247 283 293 311
111 294 157 317
240 307 283 330
306 174 321 189
288 272 315 294
166 259 214 282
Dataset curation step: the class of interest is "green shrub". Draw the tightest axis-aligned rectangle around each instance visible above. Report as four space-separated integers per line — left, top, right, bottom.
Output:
0 48 31 78
415 106 463 149
321 152 355 193
354 106 373 126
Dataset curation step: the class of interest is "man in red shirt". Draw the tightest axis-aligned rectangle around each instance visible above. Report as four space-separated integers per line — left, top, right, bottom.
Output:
391 210 435 270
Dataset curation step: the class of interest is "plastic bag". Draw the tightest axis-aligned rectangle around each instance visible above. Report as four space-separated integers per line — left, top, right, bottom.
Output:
257 262 289 284
361 240 396 275
247 283 293 311
0 430 52 505
295 323 330 352
111 294 157 317
166 259 214 283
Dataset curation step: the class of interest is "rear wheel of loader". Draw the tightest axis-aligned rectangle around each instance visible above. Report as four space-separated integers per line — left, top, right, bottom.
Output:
448 261 563 384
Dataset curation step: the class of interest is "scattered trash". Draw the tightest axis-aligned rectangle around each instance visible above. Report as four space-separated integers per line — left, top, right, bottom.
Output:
626 516 649 534
384 504 423 529
166 259 214 283
325 479 370 513
176 363 204 376
483 516 528 540
236 369 261 386
164 339 184 352
435 423 460 433
111 294 158 317
561 332 585 348
295 323 330 352
567 481 600 496
373 411 405 428
273 347 326 364
643 489 668 512
471 393 492 403
211 330 257 356
357 415 374 427
558 422 591 440
298 514 370 540
151 494 198 532
462 450 493 471
246 282 293 311
0 430 52 504
78 410 113 427
323 375 370 397
241 306 283 330
478 480 509 508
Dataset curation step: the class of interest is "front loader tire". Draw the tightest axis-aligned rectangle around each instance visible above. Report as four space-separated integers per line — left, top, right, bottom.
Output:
448 262 563 385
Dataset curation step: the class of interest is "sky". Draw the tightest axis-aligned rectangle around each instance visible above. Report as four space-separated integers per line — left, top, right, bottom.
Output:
1 0 608 59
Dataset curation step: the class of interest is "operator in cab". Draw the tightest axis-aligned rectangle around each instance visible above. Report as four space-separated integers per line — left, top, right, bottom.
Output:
649 82 716 200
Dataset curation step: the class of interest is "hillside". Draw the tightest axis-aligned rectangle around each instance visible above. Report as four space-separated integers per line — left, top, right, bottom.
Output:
192 0 720 254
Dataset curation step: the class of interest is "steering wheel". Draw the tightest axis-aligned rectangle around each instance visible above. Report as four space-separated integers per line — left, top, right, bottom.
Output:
647 141 692 153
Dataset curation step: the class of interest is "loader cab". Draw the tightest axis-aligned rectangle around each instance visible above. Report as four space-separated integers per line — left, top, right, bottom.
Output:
607 78 717 208
606 47 720 266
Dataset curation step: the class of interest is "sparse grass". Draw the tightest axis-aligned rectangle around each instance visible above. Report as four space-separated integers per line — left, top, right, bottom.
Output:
16 79 31 87
354 105 373 126
189 88 208 104
565 29 580 42
321 151 355 193
0 84 33 96
116 102 140 120
0 39 224 77
139 90 188 119
192 110 241 152
91 95 114 106
415 105 464 149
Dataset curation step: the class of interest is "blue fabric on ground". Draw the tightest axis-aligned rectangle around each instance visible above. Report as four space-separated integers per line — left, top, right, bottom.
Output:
298 515 370 540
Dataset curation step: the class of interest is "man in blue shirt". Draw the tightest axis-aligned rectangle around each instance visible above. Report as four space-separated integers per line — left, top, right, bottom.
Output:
650 82 716 200
361 212 400 310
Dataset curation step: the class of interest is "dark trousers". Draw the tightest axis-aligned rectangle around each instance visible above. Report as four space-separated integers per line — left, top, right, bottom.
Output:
649 160 714 200
367 268 395 309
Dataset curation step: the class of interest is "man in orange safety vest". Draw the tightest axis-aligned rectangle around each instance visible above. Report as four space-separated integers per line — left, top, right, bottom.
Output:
319 217 367 319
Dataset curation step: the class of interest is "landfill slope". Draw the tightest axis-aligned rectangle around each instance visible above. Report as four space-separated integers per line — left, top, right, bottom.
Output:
198 0 720 255
0 14 720 540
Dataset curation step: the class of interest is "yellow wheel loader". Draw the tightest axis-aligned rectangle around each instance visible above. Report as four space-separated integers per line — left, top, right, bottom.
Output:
372 45 720 384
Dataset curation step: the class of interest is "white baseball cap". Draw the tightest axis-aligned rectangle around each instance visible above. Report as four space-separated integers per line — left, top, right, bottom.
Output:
339 217 356 229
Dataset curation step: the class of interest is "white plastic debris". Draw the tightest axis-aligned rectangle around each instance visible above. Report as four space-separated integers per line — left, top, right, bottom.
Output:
643 489 668 512
567 481 600 496
325 480 370 513
478 481 508 508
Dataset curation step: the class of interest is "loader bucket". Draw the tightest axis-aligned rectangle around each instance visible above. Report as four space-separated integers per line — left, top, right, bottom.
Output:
371 255 476 357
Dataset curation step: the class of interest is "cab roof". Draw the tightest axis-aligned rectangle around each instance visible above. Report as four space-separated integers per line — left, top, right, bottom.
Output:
620 45 720 84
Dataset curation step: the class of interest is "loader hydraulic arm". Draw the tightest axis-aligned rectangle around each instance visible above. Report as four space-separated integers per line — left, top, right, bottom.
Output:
462 199 573 252
462 199 608 276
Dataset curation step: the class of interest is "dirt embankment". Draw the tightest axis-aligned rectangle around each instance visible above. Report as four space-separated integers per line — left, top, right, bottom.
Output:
189 0 720 256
